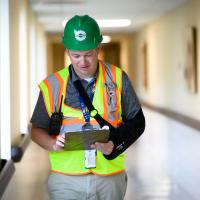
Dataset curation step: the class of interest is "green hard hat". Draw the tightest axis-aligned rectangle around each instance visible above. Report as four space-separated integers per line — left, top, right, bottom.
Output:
62 15 103 50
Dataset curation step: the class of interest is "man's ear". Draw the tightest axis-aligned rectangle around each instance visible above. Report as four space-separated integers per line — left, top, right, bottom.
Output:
66 49 70 56
96 46 101 55
96 46 101 52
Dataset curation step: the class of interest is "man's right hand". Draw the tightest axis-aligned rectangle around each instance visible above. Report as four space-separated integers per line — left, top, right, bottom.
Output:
52 134 65 151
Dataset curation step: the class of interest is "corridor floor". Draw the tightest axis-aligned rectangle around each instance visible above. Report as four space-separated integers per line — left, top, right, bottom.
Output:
2 107 200 200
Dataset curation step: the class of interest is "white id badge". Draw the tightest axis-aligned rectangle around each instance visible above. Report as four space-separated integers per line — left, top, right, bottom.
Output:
85 149 96 169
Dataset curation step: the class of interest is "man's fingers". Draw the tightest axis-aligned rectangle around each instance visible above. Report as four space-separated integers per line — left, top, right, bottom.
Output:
56 134 65 144
53 134 65 151
56 140 64 147
90 141 114 155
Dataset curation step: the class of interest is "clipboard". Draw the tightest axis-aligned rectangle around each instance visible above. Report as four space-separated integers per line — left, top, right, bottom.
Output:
64 129 110 150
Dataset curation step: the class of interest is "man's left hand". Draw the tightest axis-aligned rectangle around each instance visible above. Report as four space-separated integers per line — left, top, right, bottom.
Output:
91 141 114 155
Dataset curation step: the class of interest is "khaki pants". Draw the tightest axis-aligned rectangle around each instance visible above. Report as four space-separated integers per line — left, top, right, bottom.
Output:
48 172 127 200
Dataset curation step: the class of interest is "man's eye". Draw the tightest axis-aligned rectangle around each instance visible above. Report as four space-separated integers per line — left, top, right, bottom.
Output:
73 55 80 58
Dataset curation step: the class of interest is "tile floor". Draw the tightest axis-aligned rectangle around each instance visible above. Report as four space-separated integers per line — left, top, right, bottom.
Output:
2 108 200 200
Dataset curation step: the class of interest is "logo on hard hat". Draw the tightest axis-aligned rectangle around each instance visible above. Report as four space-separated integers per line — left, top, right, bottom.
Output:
74 30 87 41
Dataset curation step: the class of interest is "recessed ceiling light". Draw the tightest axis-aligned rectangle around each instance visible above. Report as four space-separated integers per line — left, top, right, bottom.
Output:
102 35 111 43
97 19 131 28
62 19 131 28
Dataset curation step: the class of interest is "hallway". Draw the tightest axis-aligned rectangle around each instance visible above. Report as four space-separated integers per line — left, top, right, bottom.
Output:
2 107 200 200
0 0 200 199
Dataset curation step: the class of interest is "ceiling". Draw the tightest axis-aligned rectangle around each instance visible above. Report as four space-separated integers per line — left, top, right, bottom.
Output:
30 0 188 34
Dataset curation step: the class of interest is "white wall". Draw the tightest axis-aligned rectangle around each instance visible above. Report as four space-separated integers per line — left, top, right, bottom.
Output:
29 8 47 116
0 0 47 152
9 0 47 145
0 0 11 159
132 0 200 120
10 0 20 143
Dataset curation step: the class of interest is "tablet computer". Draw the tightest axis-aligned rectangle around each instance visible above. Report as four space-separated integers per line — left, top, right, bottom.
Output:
64 129 110 150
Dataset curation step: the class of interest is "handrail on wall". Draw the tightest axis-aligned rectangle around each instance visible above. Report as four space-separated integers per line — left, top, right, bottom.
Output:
0 159 15 198
0 124 32 198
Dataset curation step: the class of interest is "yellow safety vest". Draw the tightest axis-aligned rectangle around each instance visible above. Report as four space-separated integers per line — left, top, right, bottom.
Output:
39 60 125 176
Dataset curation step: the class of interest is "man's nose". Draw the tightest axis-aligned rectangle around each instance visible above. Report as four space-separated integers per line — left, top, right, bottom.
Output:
79 57 87 65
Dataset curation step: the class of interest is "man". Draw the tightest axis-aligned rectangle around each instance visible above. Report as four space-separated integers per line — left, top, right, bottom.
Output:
31 15 145 200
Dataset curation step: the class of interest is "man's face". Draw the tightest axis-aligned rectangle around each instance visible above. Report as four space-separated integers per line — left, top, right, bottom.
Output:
68 48 99 79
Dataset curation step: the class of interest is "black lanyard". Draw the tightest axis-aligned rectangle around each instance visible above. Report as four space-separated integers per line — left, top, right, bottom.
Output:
78 82 95 123
69 65 112 128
